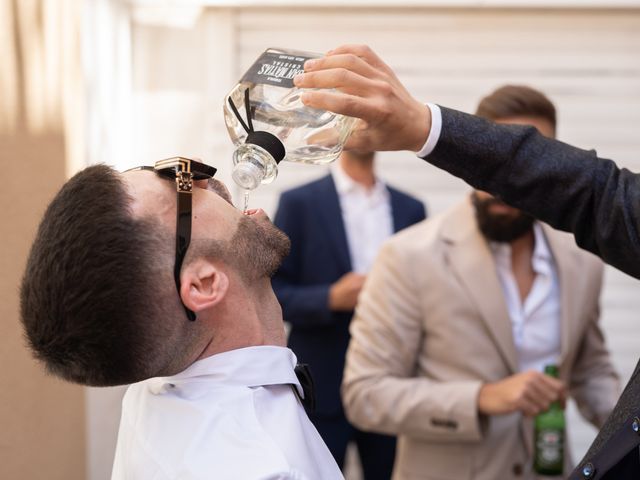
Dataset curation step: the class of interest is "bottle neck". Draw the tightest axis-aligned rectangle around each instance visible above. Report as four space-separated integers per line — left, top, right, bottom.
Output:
541 364 563 414
232 143 279 190
543 365 559 378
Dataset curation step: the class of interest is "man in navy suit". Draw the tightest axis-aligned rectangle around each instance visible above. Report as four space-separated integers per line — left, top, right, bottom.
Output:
273 150 426 478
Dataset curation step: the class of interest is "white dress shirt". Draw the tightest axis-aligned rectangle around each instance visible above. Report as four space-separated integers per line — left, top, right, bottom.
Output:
331 163 393 273
489 223 561 372
111 346 343 480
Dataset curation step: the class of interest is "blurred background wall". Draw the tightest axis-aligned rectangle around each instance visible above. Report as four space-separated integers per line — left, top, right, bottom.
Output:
2 1 640 479
0 1 85 479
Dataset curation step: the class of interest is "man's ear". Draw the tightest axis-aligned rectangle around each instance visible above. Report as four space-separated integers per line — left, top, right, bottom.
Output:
180 258 229 313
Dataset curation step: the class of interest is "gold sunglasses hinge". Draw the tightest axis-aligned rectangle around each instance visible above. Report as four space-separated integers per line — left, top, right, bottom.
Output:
176 171 193 193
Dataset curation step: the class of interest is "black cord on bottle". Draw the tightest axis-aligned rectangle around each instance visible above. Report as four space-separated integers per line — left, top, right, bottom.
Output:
228 89 285 163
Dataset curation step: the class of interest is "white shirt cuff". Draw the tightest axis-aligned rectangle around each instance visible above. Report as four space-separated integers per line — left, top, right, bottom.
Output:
416 103 442 158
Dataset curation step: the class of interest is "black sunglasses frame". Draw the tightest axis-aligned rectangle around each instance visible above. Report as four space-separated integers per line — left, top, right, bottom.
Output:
127 157 217 321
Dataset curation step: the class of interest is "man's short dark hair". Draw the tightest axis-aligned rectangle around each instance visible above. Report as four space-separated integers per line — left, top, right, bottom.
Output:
476 85 557 132
20 165 201 386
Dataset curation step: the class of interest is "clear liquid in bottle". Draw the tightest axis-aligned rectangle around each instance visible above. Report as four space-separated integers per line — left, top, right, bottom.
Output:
224 48 356 191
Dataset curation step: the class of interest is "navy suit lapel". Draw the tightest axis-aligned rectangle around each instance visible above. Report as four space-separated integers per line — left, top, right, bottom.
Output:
316 175 352 272
389 188 410 233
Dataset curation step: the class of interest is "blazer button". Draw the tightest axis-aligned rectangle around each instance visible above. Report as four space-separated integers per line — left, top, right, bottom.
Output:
512 463 523 476
632 416 640 434
582 462 596 478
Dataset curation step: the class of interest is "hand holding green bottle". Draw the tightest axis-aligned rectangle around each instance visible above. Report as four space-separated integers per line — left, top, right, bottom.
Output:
534 365 566 476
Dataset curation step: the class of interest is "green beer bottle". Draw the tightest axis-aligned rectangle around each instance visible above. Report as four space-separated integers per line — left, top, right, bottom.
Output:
533 364 565 476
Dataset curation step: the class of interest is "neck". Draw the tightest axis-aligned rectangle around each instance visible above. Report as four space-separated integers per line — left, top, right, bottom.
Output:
510 228 535 258
195 277 286 361
339 151 375 188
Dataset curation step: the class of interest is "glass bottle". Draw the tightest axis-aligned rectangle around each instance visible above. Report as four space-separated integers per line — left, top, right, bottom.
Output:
533 364 565 476
223 47 356 190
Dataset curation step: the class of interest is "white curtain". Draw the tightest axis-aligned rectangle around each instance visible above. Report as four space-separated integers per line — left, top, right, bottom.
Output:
83 0 134 171
0 0 83 173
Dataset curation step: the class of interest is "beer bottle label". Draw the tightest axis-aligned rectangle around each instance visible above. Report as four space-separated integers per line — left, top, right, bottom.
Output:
536 429 564 466
241 51 314 88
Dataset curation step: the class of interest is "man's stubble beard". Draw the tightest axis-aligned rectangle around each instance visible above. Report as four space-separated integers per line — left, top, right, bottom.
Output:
471 193 534 243
228 215 291 282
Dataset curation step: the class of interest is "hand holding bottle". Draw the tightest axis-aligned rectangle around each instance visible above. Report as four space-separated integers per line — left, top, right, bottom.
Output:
533 364 566 475
224 48 357 191
295 44 431 153
477 370 567 417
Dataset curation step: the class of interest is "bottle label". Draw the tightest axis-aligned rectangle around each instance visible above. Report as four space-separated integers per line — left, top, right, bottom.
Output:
241 51 314 88
536 429 564 466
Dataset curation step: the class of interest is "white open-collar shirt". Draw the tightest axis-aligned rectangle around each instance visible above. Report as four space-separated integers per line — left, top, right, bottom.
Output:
489 223 561 372
331 163 393 274
111 345 343 480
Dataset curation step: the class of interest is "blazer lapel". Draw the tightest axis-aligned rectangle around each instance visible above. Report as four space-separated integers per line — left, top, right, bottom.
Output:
444 199 520 374
316 175 352 272
389 188 409 233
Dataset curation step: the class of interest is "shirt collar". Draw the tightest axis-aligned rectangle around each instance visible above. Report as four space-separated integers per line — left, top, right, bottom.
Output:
146 345 302 396
531 222 552 263
489 222 553 271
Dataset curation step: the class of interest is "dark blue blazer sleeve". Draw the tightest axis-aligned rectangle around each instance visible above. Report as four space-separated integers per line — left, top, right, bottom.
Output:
272 189 334 327
425 106 640 279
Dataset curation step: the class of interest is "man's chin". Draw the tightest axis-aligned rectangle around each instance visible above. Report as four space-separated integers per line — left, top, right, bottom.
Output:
234 215 291 281
262 233 291 278
478 218 534 242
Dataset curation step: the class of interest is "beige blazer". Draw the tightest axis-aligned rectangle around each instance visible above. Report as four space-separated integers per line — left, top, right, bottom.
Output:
342 197 619 480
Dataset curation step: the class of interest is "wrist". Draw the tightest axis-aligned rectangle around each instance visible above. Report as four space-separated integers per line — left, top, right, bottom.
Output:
477 383 497 415
328 285 337 310
409 102 432 152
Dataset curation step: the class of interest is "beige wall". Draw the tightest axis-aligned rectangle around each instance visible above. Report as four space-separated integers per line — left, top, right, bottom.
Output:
1 1 86 475
0 134 85 477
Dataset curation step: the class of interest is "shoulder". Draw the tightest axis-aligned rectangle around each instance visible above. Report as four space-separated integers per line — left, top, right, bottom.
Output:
381 199 474 263
279 175 333 203
386 185 427 223
387 184 423 207
118 383 299 479
544 225 604 274
274 176 334 227
381 207 447 257
543 226 605 297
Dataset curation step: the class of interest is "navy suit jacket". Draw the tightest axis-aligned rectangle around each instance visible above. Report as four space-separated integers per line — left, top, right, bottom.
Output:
273 174 426 417
425 107 640 480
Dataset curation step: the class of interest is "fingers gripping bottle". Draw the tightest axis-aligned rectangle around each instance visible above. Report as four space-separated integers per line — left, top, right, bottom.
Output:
223 48 356 190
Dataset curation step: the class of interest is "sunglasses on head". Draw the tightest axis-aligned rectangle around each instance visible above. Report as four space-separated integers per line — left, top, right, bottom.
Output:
126 157 217 321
